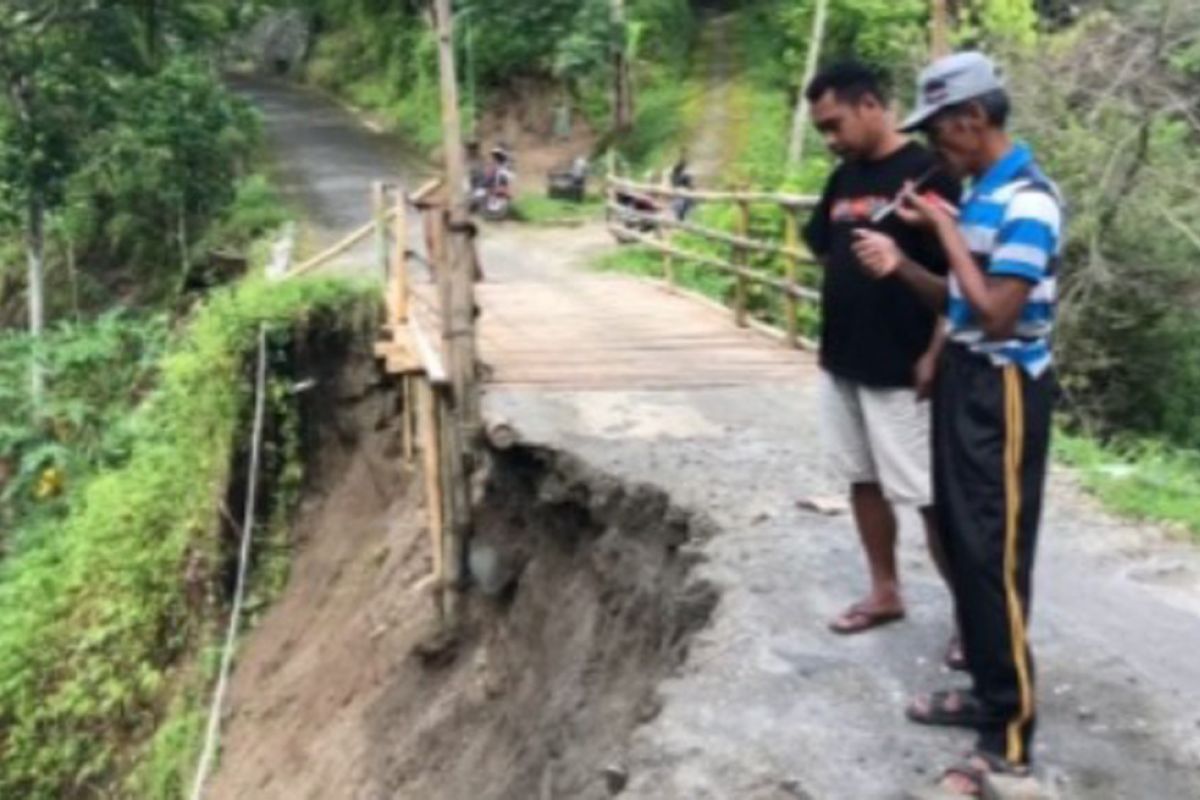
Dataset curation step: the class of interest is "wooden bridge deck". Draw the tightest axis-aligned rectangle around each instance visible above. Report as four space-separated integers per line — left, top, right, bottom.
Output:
412 225 815 391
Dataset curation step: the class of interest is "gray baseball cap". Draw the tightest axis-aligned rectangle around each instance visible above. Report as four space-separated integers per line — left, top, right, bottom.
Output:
900 52 1005 132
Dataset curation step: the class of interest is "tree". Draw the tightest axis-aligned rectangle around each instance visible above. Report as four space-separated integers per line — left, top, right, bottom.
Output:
1005 0 1200 444
612 0 633 130
0 4 108 409
787 0 829 166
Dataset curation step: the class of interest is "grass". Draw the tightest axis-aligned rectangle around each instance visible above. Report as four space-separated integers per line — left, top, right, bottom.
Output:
0 277 376 799
512 194 605 225
1054 432 1200 539
304 25 444 153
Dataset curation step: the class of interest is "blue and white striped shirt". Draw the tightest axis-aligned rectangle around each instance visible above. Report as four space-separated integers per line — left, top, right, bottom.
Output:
948 143 1064 377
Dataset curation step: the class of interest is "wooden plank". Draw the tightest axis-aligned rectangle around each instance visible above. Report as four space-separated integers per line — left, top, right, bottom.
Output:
410 317 450 385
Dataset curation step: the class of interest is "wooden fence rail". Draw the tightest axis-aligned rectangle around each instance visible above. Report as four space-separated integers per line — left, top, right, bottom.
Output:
606 174 821 349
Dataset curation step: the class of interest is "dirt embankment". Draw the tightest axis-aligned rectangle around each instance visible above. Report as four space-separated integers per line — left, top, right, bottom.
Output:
209 354 720 800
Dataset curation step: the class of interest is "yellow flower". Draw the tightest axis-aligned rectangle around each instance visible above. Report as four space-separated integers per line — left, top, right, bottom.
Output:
35 466 65 500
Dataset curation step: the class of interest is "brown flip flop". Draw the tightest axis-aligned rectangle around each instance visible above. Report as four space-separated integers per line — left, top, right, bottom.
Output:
828 603 906 635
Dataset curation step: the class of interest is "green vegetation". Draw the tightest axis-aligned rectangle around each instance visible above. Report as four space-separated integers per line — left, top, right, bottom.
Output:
302 2 444 150
1055 433 1200 539
594 0 1200 532
512 194 605 225
0 5 272 323
287 0 698 160
0 277 374 798
0 313 171 551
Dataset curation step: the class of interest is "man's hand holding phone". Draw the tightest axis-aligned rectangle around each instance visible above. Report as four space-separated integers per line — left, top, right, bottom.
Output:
852 228 904 278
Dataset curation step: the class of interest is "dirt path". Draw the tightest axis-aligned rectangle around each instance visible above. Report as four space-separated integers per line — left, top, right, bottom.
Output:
231 78 1200 799
688 13 740 182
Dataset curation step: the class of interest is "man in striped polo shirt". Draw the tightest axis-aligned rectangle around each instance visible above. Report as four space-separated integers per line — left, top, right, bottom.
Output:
852 52 1063 795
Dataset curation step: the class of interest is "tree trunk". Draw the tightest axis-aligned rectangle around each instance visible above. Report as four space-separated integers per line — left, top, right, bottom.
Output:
142 0 161 67
66 233 80 322
612 0 634 131
931 0 951 57
432 0 480 625
788 0 829 166
26 193 46 413
178 200 190 282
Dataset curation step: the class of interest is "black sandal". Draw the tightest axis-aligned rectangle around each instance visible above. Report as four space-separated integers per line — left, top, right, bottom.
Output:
905 751 1032 799
944 636 968 672
905 689 990 728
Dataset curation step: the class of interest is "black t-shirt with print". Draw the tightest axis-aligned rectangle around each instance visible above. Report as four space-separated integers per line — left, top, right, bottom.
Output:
804 142 961 388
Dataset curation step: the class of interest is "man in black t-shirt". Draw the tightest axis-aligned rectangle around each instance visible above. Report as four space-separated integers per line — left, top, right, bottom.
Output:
803 63 962 653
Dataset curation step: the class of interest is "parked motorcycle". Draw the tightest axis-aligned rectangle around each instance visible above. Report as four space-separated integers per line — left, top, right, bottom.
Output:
470 145 516 221
608 186 663 244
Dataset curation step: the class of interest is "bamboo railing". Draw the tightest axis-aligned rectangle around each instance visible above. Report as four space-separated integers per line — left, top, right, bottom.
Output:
606 174 821 349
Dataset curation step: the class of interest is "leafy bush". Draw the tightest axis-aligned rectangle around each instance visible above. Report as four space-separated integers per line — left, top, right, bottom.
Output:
0 277 374 798
203 174 292 251
67 58 261 286
0 314 171 550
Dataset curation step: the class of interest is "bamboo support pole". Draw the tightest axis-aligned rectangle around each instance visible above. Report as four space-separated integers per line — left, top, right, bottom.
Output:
391 195 410 328
402 375 415 463
373 181 388 281
418 380 446 616
436 388 465 623
783 207 801 348
733 200 750 327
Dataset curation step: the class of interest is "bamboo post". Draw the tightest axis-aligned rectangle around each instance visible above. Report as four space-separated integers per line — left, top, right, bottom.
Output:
733 199 751 327
402 375 415 463
782 205 801 348
373 181 388 281
660 171 675 285
432 0 478 629
435 389 464 623
418 380 446 615
392 194 409 327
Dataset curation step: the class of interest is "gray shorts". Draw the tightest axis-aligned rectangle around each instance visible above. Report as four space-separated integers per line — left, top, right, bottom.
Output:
817 370 932 507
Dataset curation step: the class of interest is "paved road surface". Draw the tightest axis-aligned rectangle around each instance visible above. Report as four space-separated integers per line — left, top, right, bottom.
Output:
244 77 1200 800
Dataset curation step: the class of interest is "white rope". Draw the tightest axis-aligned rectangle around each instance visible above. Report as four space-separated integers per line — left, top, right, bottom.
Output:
189 325 270 800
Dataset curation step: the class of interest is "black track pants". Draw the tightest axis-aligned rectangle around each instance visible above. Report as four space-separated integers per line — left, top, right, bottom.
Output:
933 344 1054 766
